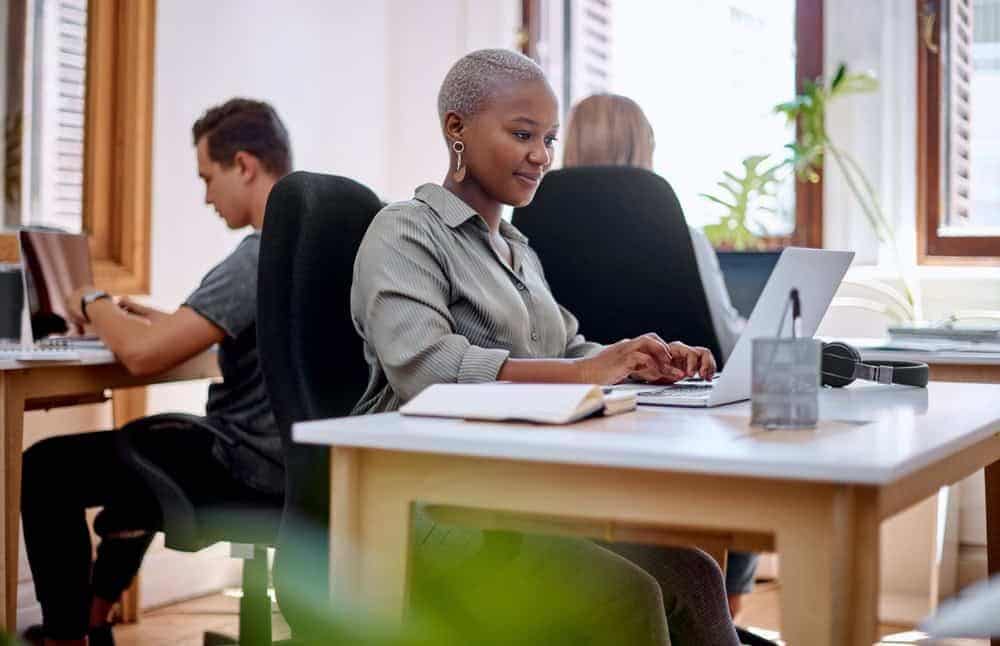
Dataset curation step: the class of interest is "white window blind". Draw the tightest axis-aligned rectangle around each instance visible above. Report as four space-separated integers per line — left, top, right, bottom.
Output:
529 0 614 119
30 0 87 232
945 0 973 223
566 0 613 104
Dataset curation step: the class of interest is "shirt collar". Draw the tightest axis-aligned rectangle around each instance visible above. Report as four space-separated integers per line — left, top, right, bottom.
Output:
414 183 529 244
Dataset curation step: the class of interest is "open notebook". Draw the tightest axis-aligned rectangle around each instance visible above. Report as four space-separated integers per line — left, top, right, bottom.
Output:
400 383 637 424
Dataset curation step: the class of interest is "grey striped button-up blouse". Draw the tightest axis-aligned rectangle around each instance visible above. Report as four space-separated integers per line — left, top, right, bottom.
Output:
350 183 603 415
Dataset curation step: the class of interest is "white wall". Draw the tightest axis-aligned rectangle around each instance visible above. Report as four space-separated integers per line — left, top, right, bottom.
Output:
146 0 392 419
384 0 521 201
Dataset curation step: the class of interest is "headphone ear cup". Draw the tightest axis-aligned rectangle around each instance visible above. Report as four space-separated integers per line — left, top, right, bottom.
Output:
821 341 861 388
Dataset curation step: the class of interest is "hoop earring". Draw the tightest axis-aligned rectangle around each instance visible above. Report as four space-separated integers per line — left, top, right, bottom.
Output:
452 140 466 183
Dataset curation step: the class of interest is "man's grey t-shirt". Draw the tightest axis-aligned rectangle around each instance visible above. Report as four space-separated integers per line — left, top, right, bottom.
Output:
183 232 282 494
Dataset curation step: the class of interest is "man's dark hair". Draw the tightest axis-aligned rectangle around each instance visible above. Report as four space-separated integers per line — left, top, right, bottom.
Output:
192 98 292 177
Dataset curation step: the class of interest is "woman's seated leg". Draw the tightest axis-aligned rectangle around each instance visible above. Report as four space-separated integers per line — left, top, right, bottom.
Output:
603 542 740 646
410 509 670 646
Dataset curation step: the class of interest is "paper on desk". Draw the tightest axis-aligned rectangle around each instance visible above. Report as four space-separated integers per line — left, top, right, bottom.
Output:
877 338 1000 353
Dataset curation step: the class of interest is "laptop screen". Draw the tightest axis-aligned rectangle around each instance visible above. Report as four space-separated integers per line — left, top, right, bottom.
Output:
18 230 95 341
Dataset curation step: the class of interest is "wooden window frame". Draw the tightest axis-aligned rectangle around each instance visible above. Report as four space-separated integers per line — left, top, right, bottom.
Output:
792 0 824 249
917 0 1000 265
83 0 156 292
519 0 825 249
1 0 155 293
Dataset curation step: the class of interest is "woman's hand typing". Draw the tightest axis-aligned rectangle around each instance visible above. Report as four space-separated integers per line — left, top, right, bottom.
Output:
662 341 717 381
579 334 685 385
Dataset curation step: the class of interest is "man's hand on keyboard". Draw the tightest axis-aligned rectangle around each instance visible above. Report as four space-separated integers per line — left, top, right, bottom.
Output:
65 285 96 326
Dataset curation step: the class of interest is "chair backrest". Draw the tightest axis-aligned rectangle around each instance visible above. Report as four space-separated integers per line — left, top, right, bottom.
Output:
257 171 382 635
512 166 723 364
715 250 782 319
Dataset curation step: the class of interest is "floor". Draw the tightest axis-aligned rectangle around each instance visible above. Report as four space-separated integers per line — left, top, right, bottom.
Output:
114 591 289 646
110 582 989 646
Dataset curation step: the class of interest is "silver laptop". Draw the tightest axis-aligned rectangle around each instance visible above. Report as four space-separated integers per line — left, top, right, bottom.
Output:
611 247 854 407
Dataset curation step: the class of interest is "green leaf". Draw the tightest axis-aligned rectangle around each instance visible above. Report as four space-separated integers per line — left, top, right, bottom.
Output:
714 180 741 200
699 194 737 211
830 63 847 91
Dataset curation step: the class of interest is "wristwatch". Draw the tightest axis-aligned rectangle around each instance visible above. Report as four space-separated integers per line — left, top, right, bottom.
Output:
80 290 111 323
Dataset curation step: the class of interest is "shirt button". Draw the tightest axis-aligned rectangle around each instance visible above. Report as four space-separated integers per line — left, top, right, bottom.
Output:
516 283 527 292
530 331 539 341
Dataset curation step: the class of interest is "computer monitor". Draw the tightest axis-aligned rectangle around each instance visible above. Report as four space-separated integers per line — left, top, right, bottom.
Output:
18 229 95 341
715 250 782 319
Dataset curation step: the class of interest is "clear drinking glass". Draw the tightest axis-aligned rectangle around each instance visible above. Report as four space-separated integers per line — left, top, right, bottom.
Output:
750 338 821 429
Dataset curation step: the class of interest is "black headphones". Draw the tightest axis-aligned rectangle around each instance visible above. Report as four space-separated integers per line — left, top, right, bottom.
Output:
821 341 929 388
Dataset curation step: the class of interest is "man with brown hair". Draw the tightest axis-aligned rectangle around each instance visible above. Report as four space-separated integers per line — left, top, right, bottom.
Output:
20 98 291 646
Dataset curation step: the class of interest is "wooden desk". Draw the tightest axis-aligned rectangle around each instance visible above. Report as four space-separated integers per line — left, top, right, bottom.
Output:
295 382 1000 646
858 342 1000 622
0 350 220 631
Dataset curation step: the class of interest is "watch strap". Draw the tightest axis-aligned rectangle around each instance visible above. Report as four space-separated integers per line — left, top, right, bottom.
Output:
81 290 111 323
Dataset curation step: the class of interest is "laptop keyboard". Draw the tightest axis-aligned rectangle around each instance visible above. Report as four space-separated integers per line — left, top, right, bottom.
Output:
0 343 81 362
637 383 715 397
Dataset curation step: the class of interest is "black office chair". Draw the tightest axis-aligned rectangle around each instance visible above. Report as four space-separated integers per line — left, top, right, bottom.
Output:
257 172 383 642
116 413 283 646
512 166 724 365
515 167 773 645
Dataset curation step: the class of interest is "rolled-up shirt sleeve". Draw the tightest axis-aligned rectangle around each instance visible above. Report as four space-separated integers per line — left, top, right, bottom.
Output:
352 211 510 402
560 304 604 359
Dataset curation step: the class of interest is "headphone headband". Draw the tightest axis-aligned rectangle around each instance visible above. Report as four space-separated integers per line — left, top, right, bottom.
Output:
821 342 929 388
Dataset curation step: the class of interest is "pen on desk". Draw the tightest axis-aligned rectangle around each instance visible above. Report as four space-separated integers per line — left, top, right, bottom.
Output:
790 288 801 339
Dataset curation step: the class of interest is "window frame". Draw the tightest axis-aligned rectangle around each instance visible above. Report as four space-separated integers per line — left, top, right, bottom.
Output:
916 0 1000 264
2 0 155 292
519 0 825 249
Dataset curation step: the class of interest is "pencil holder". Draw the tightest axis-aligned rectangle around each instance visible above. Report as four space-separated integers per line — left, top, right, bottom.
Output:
751 338 821 429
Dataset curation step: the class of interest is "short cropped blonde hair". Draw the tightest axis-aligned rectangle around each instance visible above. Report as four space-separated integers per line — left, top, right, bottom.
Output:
562 94 655 170
437 49 546 123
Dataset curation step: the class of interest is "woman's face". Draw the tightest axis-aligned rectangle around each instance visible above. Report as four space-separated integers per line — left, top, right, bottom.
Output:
458 79 560 207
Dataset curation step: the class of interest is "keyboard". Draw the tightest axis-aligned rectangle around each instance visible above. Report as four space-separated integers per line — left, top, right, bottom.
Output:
634 384 713 400
0 344 81 362
636 383 715 395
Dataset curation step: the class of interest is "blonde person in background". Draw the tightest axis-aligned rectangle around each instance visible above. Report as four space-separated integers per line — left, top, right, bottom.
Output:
562 92 758 622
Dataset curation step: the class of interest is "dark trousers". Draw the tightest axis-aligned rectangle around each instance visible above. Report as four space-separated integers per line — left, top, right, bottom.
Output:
20 421 263 640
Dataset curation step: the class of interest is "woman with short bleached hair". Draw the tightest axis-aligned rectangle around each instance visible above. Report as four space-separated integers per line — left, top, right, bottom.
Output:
351 49 739 645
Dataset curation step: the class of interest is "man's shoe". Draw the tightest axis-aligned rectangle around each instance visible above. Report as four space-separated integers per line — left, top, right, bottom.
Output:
88 624 116 646
736 626 779 646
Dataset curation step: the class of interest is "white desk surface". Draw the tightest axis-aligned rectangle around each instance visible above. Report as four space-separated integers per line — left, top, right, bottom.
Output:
294 381 1000 486
852 337 1000 366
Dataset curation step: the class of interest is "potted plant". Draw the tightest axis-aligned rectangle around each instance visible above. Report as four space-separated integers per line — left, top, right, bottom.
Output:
774 62 917 318
700 154 787 251
702 63 917 321
700 155 790 318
